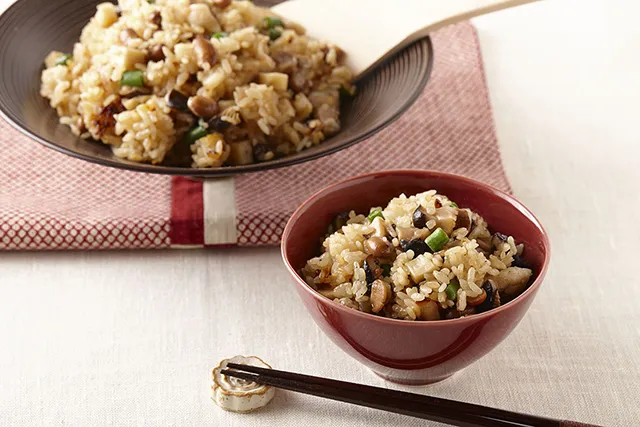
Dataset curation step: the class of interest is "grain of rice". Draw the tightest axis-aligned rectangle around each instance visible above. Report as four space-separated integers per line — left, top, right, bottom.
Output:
467 267 476 283
427 281 440 290
411 293 426 302
419 283 433 295
490 255 507 270
469 281 483 296
457 290 467 311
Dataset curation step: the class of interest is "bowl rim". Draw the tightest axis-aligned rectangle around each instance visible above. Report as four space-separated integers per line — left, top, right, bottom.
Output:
0 0 433 176
281 169 551 327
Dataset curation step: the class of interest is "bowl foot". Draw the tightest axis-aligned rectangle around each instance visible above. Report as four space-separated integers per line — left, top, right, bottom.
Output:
372 370 456 386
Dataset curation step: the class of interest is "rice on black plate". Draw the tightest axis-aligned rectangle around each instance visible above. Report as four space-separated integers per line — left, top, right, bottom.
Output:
40 0 354 168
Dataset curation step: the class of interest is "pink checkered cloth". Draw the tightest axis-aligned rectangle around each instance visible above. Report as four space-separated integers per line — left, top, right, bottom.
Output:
0 22 510 250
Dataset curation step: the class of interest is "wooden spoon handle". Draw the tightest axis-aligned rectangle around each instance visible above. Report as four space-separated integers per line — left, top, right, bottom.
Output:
273 0 540 78
409 0 539 31
560 421 603 427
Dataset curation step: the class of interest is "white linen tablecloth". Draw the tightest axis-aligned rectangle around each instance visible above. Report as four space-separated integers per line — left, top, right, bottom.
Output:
1 0 639 425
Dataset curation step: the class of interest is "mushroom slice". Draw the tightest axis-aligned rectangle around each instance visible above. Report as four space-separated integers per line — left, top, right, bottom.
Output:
94 98 124 138
119 28 139 44
371 216 387 237
211 355 275 413
147 45 166 62
165 89 189 111
476 236 492 255
370 279 391 313
454 208 472 230
274 52 298 73
434 206 457 235
188 95 219 119
396 226 418 241
193 35 218 67
476 280 498 313
492 267 532 299
228 140 253 166
416 299 441 321
363 236 390 257
466 289 487 307
491 232 509 251
330 211 349 233
412 206 428 228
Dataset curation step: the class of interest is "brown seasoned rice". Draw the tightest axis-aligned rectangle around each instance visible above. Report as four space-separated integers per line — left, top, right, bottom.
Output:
301 191 534 321
40 0 353 168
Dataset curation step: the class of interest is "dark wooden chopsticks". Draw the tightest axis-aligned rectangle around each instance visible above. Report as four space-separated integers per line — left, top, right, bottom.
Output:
222 363 601 427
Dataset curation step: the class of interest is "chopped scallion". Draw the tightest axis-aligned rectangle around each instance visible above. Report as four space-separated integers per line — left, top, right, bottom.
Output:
367 209 384 222
264 16 283 29
445 279 460 300
450 202 458 208
120 70 144 87
184 126 209 144
426 227 449 252
212 31 229 39
268 28 282 40
55 54 72 66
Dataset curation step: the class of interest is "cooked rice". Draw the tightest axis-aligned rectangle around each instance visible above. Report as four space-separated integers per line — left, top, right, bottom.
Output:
301 191 534 321
40 0 353 168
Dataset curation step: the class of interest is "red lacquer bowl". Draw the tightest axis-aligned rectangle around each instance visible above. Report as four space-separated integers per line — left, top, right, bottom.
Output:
281 170 550 385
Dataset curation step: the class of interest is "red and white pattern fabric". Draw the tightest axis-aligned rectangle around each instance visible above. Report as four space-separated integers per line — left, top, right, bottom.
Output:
0 22 509 250
0 137 172 250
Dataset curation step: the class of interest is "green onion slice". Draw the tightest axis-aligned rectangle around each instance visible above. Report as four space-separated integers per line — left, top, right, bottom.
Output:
268 28 282 40
184 126 210 144
264 16 283 29
426 227 449 252
367 209 384 222
445 279 460 300
55 54 72 66
120 70 144 87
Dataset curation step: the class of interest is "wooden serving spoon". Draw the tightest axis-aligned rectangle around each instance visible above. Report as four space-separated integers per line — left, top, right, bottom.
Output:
272 0 540 79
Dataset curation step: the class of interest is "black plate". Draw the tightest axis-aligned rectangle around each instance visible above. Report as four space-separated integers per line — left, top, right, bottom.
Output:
0 0 433 176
